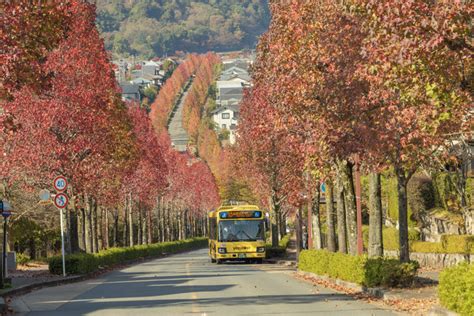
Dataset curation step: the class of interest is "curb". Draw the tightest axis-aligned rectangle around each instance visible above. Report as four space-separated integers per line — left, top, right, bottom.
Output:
297 271 386 298
428 305 458 316
1 275 85 298
264 259 297 267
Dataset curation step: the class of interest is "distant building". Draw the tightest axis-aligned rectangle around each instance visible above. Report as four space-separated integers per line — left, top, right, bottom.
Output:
222 59 252 72
212 56 254 145
130 77 152 88
142 60 162 77
120 83 141 102
216 81 245 106
212 104 240 144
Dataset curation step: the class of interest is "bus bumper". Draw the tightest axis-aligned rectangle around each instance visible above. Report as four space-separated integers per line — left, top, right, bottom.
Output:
216 252 265 260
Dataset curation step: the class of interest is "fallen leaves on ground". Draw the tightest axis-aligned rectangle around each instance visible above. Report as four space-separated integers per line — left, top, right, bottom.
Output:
293 272 438 315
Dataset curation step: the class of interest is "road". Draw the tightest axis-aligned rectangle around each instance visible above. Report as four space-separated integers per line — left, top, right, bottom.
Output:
168 81 191 152
11 249 398 316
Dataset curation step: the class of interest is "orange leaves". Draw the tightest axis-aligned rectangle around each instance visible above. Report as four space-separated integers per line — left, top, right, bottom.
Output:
149 55 199 131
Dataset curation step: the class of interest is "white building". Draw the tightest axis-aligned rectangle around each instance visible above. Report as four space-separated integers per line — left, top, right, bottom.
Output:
211 104 240 144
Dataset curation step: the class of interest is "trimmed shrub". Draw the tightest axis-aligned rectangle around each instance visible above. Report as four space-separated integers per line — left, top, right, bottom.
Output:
49 237 207 275
441 235 474 254
16 253 30 265
266 234 291 258
439 263 474 316
299 249 419 287
383 227 420 250
410 241 445 253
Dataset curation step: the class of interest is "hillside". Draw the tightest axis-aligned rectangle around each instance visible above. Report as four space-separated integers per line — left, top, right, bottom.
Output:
96 0 270 58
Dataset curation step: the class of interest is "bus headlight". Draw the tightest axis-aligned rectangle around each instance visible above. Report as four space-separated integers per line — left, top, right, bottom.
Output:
257 247 265 253
218 247 227 254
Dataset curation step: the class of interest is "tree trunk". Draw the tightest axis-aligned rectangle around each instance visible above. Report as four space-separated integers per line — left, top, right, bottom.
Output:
113 209 119 248
269 194 280 247
137 204 142 245
166 202 171 241
326 182 337 252
90 200 96 253
94 205 100 252
128 195 134 247
368 172 383 257
338 159 357 255
124 201 129 247
103 208 109 249
81 207 87 252
85 196 92 253
65 208 72 254
336 172 347 253
159 199 165 242
296 206 303 255
147 208 152 244
142 207 147 244
69 208 79 253
395 166 410 262
311 184 323 249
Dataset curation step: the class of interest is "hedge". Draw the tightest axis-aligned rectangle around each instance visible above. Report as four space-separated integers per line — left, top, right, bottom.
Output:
362 226 419 251
49 237 208 275
441 234 474 254
266 234 291 258
439 263 474 316
363 225 474 254
299 249 419 287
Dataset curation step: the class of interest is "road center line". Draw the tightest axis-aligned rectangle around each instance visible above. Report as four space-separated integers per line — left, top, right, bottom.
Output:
185 262 201 314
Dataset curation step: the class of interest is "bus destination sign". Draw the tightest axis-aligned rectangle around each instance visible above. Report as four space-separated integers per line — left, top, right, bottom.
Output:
220 211 262 219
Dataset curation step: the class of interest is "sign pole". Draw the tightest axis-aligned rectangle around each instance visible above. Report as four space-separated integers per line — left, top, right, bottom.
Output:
53 175 68 277
59 208 66 277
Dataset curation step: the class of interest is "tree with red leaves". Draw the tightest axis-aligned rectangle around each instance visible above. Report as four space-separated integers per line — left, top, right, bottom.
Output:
354 0 473 262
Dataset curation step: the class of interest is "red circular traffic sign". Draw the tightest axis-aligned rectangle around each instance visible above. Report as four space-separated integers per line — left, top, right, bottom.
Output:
54 193 69 209
53 176 68 192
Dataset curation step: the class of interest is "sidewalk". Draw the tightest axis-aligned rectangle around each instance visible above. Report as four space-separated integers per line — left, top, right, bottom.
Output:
0 264 82 303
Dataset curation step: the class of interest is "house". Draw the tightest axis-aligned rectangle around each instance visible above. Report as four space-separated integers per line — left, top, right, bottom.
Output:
220 66 249 78
130 77 152 88
216 81 245 106
211 104 240 144
219 72 252 84
142 61 162 77
120 83 141 102
222 59 252 72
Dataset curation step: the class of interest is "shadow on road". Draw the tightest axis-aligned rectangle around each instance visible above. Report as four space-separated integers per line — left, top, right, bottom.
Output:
57 293 359 314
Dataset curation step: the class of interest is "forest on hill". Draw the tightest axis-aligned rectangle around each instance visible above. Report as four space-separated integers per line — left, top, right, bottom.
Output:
96 0 270 58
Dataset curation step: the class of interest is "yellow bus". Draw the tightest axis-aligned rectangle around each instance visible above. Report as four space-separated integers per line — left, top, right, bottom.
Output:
208 204 266 264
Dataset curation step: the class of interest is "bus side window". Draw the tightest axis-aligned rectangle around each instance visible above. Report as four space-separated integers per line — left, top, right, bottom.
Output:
209 218 217 240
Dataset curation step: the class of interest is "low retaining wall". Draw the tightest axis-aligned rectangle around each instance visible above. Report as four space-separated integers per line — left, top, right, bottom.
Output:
384 250 473 268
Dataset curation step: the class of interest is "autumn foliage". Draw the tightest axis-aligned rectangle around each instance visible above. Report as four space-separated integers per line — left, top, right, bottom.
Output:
237 0 472 259
0 1 219 256
149 55 200 132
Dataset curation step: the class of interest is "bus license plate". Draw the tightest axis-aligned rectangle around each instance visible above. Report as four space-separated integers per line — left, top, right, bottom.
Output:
239 253 246 258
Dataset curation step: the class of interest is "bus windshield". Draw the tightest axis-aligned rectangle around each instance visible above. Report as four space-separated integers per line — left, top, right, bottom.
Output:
218 220 265 242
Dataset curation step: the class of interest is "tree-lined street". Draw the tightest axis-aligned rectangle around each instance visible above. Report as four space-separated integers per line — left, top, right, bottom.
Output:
11 250 394 315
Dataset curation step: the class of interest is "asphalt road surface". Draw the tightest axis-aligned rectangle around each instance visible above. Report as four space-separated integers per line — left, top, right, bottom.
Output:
11 249 398 316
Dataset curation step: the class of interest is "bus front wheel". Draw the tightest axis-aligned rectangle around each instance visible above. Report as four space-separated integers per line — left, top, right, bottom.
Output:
211 258 216 263
216 259 222 264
